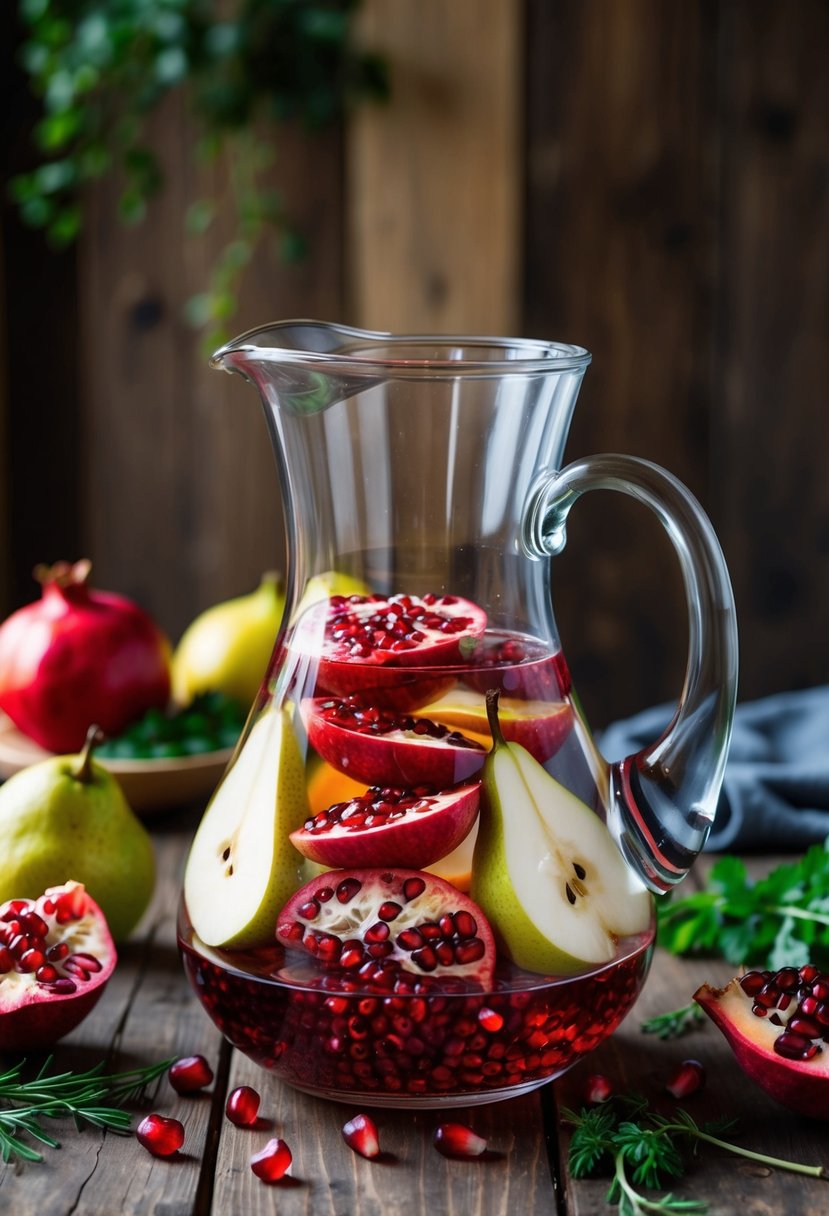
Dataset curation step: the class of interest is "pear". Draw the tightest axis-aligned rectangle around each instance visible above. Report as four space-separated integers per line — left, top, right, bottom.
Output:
0 728 155 940
171 572 285 710
295 569 372 614
471 692 651 975
183 705 309 949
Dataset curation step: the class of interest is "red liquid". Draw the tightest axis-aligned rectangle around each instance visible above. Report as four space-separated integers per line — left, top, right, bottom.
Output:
179 626 655 1106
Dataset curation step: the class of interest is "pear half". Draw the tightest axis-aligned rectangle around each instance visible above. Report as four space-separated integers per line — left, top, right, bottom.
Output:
184 706 309 949
471 692 651 975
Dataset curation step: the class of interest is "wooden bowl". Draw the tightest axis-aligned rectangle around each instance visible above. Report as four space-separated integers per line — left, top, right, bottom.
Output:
0 714 232 815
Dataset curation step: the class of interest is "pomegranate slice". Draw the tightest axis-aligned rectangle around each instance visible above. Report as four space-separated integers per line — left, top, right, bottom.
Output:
302 696 487 788
695 967 829 1120
276 868 496 989
294 592 487 709
0 881 116 1050
289 781 480 870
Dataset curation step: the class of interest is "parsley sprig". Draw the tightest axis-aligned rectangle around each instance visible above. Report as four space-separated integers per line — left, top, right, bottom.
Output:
563 1096 825 1215
657 841 829 971
0 1055 174 1164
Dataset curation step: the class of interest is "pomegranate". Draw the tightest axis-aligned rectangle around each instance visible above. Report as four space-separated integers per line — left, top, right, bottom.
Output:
276 869 496 989
463 635 571 699
695 966 829 1120
0 560 171 753
303 696 487 788
295 592 487 709
289 781 480 870
0 881 116 1050
422 688 574 764
136 1113 185 1157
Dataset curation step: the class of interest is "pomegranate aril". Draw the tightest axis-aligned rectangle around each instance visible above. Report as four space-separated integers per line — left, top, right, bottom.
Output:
584 1074 613 1104
341 1112 381 1159
664 1059 706 1099
136 1113 185 1157
433 1122 488 1159
169 1055 214 1094
18 949 46 972
774 1031 814 1060
35 963 58 984
226 1085 261 1126
0 946 12 972
251 1137 293 1183
787 1015 821 1040
738 971 767 996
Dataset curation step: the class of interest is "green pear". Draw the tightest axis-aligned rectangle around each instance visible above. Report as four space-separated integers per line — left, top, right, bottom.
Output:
0 729 156 941
471 692 651 975
183 705 309 949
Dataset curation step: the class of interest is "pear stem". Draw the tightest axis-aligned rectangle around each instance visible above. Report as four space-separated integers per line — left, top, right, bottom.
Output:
485 689 506 749
73 725 104 784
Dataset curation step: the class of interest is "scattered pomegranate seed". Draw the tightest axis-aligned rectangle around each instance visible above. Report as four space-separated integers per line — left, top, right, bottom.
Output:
250 1137 293 1183
168 1055 214 1094
584 1074 613 1104
226 1085 261 1126
433 1122 488 1159
136 1113 185 1157
665 1058 706 1099
341 1112 381 1159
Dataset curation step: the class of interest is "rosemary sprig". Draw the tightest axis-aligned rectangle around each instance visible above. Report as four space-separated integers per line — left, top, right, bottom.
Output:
0 1055 174 1164
640 1002 707 1040
562 1096 825 1215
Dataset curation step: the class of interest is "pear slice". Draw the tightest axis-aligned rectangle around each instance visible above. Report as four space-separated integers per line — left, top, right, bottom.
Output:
184 706 309 949
471 692 651 975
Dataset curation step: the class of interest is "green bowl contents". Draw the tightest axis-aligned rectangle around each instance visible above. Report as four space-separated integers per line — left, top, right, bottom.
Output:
97 693 247 761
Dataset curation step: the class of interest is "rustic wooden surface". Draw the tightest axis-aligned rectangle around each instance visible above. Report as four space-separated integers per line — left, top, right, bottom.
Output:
1 805 827 1216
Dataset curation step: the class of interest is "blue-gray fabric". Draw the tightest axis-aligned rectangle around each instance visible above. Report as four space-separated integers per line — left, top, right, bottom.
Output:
598 686 829 853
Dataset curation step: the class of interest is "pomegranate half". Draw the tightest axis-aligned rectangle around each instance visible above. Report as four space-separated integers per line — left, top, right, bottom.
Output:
289 781 481 870
695 966 829 1120
0 881 116 1050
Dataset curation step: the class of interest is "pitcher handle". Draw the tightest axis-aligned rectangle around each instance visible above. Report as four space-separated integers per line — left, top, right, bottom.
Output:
523 454 738 893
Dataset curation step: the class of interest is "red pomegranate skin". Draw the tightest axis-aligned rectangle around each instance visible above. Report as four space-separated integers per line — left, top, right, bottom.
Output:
0 561 171 753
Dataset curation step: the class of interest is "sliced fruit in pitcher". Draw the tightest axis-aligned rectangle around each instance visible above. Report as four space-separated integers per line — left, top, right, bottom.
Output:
302 695 487 787
276 868 496 988
184 706 309 950
290 781 480 870
471 692 651 976
422 687 573 763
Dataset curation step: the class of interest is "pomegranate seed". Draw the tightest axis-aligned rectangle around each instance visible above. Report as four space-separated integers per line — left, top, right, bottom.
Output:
226 1085 261 1126
433 1122 488 1159
584 1074 614 1104
169 1055 214 1094
341 1112 381 1159
250 1137 293 1183
136 1113 185 1157
478 1007 504 1032
664 1059 706 1099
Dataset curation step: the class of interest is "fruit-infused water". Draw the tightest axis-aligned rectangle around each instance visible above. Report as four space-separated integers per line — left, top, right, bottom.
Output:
180 596 655 1107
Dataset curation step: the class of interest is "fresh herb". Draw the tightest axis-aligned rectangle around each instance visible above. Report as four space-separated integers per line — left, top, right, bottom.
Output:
563 1096 825 1215
657 841 829 970
0 1055 174 1164
640 1002 706 1041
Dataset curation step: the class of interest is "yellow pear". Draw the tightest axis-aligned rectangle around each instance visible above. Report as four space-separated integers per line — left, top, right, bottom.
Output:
0 730 155 941
171 573 285 710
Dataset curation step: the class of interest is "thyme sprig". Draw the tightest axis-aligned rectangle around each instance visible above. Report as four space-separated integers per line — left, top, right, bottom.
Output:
0 1055 174 1164
640 1002 707 1041
563 1096 825 1215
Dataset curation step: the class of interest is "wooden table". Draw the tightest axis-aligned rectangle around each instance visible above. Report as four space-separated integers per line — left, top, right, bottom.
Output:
1 804 827 1216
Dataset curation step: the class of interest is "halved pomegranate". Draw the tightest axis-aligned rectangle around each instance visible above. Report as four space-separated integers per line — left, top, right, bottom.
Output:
302 696 487 787
695 966 829 1120
276 868 496 989
294 593 487 709
0 881 116 1050
289 781 480 870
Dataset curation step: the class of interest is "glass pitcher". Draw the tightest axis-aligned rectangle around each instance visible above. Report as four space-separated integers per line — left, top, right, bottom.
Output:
178 321 737 1108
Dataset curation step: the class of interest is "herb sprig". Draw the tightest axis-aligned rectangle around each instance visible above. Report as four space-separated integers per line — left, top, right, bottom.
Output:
563 1096 825 1215
0 1055 174 1164
657 840 829 972
640 1002 706 1041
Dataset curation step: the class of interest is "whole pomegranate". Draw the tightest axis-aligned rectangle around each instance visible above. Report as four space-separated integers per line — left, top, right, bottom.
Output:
0 561 171 753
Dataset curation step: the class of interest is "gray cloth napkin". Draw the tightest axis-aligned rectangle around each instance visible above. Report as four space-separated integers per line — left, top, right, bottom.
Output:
598 685 829 853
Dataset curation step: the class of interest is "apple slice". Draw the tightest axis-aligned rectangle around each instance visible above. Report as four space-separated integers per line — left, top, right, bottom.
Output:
471 692 652 975
422 687 574 763
184 706 309 949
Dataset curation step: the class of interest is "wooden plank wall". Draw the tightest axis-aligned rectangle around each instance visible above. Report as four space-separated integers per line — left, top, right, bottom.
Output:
1 0 827 731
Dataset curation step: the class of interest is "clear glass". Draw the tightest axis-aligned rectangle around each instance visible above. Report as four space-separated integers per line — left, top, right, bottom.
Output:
177 321 737 1108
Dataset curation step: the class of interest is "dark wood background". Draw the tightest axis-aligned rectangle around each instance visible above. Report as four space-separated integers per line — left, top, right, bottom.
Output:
1 0 827 731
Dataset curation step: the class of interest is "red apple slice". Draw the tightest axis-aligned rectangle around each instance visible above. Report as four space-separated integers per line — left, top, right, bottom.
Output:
422 687 574 762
